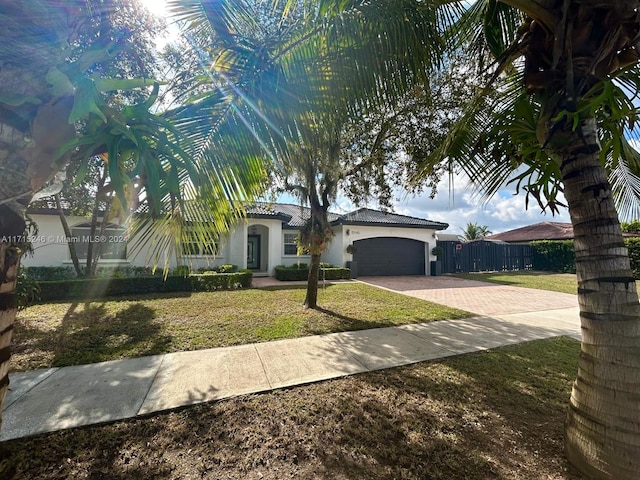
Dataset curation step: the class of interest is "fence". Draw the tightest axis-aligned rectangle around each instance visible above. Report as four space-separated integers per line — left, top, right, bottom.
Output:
437 240 533 274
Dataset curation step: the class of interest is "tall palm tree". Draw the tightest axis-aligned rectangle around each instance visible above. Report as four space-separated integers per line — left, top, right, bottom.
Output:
166 0 450 307
461 222 492 241
413 2 640 478
0 0 266 431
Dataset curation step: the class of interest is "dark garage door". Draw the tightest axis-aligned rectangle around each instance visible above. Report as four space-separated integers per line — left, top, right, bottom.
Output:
353 237 425 276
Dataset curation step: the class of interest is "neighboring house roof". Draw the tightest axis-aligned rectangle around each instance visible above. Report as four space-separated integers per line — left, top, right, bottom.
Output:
247 203 447 230
486 222 574 242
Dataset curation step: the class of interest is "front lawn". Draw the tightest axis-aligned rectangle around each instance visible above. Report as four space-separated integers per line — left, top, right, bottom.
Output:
11 283 470 372
0 337 583 480
454 271 577 294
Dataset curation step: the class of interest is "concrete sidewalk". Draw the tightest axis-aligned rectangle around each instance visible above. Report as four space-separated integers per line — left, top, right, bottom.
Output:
1 279 581 442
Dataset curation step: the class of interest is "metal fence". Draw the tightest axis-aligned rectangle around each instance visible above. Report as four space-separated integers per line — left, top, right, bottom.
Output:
437 240 533 274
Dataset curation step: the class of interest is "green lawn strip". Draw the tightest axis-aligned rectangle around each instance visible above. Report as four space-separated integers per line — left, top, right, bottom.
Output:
454 271 578 294
11 283 470 371
0 337 583 480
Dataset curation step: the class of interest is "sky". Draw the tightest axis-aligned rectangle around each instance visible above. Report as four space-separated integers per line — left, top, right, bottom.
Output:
277 176 571 236
138 0 573 237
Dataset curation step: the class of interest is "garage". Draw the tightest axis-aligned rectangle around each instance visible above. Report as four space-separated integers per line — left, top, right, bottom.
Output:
353 237 426 276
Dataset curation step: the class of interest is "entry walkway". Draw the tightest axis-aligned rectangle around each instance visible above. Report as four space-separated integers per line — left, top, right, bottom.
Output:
1 277 580 442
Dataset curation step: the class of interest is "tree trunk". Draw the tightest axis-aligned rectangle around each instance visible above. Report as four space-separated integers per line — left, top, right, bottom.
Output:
304 253 321 308
561 118 640 479
55 194 83 277
0 241 24 434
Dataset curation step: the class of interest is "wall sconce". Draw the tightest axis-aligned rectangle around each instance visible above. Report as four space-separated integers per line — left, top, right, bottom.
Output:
346 229 350 235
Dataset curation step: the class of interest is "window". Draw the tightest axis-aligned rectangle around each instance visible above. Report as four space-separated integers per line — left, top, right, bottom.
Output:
70 224 127 260
181 231 217 256
284 233 298 255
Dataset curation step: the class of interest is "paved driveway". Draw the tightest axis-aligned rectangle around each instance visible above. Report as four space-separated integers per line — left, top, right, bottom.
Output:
357 276 578 316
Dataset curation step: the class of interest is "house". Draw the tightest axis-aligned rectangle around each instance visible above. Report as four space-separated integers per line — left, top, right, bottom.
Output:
23 203 448 276
486 222 574 243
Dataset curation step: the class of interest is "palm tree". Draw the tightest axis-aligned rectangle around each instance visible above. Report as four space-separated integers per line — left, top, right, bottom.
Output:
412 2 640 478
0 0 266 431
461 222 492 241
165 0 447 308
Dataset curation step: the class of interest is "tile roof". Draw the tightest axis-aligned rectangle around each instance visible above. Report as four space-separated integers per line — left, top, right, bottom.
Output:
486 222 574 242
247 204 447 230
246 203 340 228
334 207 448 229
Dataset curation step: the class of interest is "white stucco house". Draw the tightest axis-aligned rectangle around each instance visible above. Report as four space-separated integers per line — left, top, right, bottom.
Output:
23 203 448 277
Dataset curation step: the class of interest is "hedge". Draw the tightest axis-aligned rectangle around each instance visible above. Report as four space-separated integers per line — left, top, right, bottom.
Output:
530 238 640 278
22 266 163 281
530 240 576 273
625 238 640 279
35 271 252 302
274 264 350 281
190 270 252 291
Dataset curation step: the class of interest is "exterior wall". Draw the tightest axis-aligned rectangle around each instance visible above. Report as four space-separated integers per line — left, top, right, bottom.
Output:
23 213 141 268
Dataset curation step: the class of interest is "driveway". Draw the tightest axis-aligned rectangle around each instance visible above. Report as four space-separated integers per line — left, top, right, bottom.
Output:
357 276 578 316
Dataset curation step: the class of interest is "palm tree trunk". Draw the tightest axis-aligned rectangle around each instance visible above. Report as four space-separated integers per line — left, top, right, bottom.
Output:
0 241 23 434
561 118 640 479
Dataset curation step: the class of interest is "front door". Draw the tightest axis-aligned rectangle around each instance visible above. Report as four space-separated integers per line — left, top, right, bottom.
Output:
247 235 260 269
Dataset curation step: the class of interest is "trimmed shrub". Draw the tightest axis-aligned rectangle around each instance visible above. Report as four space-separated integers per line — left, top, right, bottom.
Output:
215 264 238 273
22 266 160 281
35 271 253 302
274 264 350 281
275 264 309 281
38 276 193 302
190 270 252 290
531 240 576 273
22 266 77 281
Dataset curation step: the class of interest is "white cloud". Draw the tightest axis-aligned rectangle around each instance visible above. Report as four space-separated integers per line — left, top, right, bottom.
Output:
366 174 571 235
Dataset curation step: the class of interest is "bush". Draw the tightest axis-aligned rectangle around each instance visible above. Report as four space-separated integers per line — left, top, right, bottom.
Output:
22 266 77 281
190 270 252 290
35 271 253 302
37 276 193 302
215 264 238 273
625 238 640 278
274 264 350 281
16 268 41 310
22 266 160 281
172 265 191 277
530 238 640 278
531 240 576 273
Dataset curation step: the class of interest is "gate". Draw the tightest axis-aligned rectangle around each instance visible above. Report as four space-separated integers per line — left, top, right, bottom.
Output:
437 240 533 273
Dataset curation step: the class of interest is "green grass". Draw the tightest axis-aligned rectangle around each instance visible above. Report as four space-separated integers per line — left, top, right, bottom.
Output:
12 283 471 372
0 337 583 480
454 271 578 294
